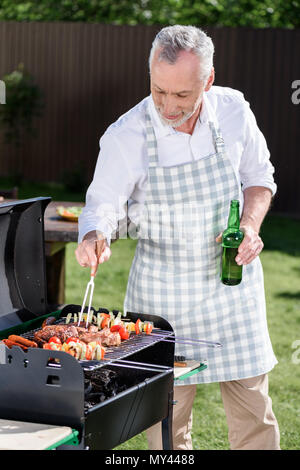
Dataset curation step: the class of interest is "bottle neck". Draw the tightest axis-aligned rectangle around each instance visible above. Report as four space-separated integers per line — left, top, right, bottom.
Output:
227 204 240 230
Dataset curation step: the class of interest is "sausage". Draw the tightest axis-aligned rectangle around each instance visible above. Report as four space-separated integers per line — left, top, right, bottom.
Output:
8 335 38 348
2 339 28 350
42 316 57 328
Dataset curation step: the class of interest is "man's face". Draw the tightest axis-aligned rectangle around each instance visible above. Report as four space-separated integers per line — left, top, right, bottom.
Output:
150 49 212 128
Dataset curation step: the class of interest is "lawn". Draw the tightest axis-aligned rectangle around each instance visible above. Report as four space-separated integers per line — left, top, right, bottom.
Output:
2 178 299 450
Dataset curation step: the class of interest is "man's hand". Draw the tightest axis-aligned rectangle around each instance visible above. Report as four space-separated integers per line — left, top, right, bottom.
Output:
75 230 111 276
215 225 264 265
216 186 272 266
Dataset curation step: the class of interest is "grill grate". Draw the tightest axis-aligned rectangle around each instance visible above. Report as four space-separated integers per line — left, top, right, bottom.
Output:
21 317 175 371
82 328 173 371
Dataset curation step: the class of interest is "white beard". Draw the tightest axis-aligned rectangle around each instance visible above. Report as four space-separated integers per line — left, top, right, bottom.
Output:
155 95 203 129
158 109 194 128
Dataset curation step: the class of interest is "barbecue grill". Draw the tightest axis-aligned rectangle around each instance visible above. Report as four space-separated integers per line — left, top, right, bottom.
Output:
0 197 175 450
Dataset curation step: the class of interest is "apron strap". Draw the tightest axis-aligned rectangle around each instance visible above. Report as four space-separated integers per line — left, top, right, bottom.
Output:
209 121 225 154
145 111 158 168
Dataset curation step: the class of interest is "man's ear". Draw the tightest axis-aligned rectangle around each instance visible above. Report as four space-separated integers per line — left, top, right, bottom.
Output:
204 67 215 92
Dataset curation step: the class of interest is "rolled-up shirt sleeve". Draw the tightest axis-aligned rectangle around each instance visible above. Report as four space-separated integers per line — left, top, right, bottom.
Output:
78 133 135 244
239 102 277 196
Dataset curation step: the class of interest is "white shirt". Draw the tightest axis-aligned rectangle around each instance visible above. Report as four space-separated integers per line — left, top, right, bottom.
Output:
78 86 277 243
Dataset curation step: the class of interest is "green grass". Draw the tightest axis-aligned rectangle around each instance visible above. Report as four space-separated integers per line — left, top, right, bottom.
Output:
3 179 300 449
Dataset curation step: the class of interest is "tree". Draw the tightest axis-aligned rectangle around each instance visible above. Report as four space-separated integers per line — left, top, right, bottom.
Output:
0 0 299 28
0 63 43 147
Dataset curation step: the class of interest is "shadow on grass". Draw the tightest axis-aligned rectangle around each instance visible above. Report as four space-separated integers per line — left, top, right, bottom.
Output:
260 213 300 257
275 291 300 300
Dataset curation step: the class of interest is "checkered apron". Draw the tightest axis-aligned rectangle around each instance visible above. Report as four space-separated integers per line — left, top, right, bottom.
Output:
124 107 277 384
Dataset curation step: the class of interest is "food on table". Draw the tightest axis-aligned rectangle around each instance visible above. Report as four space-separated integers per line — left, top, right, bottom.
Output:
56 206 83 221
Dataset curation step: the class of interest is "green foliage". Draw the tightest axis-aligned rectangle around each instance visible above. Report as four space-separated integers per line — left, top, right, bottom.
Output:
62 160 88 194
0 63 43 147
0 0 299 28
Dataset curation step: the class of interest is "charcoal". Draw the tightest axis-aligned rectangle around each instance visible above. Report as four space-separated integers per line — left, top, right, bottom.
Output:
84 368 127 411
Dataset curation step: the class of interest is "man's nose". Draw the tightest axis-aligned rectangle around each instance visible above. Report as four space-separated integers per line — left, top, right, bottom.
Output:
161 95 177 115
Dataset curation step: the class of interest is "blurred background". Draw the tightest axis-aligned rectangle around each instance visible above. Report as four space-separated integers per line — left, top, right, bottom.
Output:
0 0 299 450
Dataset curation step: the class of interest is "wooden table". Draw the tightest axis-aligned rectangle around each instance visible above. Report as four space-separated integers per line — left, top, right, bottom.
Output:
44 201 84 307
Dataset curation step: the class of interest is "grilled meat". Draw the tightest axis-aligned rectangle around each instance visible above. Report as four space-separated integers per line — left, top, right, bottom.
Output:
34 324 79 346
34 323 121 347
78 327 121 347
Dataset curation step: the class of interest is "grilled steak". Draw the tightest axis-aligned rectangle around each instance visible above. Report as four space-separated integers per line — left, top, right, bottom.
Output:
34 323 121 347
34 324 79 346
78 327 121 347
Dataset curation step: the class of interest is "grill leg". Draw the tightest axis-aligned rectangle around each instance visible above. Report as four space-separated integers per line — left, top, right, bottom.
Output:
162 389 174 450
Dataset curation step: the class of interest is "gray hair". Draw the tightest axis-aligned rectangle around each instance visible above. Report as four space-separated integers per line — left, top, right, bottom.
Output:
149 25 214 83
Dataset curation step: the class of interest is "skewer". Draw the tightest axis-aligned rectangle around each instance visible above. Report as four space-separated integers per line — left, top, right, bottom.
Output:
81 357 173 373
90 362 168 373
148 333 222 349
102 357 172 370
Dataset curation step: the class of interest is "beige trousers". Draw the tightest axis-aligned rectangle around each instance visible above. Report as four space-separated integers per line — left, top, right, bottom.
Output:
146 374 280 450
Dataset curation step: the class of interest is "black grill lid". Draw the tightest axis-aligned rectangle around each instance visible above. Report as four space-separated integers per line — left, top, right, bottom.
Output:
0 197 51 330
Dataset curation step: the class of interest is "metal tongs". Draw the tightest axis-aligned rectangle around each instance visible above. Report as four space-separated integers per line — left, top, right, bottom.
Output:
78 272 96 328
78 239 102 328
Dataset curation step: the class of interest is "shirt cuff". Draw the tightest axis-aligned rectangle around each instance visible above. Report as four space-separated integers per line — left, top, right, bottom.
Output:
242 180 277 197
78 222 113 246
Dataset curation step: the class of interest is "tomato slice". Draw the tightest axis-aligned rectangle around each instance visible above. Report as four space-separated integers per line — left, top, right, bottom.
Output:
135 319 142 335
43 342 61 351
119 326 129 340
110 324 122 333
85 344 93 360
144 322 153 334
48 336 62 345
66 337 80 344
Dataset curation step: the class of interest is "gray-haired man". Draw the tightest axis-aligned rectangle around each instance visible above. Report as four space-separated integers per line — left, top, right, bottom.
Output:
76 25 280 450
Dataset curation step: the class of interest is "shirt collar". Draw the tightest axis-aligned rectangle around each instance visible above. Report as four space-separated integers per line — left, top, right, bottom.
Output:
148 91 216 139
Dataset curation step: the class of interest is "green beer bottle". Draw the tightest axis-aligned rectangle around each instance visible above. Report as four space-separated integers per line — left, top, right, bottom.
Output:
221 200 244 286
